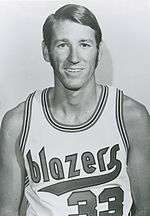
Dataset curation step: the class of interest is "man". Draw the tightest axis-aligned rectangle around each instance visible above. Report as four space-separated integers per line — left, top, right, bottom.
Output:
0 4 150 216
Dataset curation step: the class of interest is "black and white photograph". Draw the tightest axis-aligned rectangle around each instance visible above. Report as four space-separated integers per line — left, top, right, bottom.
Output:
0 1 150 215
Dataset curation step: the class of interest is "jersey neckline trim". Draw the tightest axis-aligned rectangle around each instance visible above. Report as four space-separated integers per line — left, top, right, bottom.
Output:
41 85 109 132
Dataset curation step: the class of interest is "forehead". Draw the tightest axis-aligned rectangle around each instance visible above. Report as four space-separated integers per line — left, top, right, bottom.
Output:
51 20 96 42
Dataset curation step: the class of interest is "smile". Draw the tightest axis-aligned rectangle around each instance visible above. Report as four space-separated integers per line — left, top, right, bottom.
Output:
65 68 84 73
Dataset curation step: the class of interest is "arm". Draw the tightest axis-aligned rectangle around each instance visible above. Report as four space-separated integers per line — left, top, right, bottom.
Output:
0 103 25 216
123 96 150 216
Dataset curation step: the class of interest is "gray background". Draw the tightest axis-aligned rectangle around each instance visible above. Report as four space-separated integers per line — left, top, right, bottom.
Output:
0 0 150 122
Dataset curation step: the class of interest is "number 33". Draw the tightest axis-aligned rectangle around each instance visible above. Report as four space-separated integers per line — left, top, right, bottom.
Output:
68 187 124 216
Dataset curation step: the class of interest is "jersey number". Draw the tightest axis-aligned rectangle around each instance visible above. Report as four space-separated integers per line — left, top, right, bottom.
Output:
68 187 124 216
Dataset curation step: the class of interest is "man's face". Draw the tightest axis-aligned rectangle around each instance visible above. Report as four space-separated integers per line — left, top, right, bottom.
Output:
48 20 99 90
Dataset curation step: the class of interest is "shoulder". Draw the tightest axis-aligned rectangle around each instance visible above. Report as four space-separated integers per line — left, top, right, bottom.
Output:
123 95 149 126
123 95 150 151
0 102 25 146
123 96 150 212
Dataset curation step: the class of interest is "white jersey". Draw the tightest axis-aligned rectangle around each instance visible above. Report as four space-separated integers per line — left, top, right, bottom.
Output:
20 85 133 216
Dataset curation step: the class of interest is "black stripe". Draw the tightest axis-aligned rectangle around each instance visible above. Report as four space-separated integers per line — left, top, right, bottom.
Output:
24 169 30 187
25 182 30 188
116 89 129 153
20 92 35 153
119 91 130 150
22 95 32 153
20 93 32 151
118 90 129 151
45 86 105 127
44 87 106 130
116 90 127 151
25 180 29 185
19 96 30 151
41 86 108 132
25 176 29 180
20 92 35 188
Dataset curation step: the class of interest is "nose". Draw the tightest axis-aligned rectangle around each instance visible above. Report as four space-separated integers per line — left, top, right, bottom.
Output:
67 46 80 64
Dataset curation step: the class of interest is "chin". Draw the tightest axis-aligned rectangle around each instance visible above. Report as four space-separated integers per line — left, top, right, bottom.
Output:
63 82 83 91
64 85 82 91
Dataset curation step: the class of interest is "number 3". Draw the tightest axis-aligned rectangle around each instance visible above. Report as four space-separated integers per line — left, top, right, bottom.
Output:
99 187 124 215
68 190 97 216
68 187 124 216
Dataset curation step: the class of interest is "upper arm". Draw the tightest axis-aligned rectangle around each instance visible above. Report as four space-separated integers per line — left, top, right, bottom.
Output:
123 96 150 214
0 103 25 215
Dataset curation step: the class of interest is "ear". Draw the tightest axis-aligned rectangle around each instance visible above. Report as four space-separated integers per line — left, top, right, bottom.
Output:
42 41 50 62
95 41 103 68
97 41 103 62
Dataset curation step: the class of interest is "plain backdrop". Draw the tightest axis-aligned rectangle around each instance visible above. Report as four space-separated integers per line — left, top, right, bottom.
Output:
0 0 150 123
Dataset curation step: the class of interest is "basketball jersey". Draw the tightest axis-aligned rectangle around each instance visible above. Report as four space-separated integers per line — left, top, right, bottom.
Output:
20 85 133 216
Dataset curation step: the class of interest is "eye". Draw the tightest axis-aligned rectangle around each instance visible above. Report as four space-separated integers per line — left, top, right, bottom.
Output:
57 43 68 48
80 43 91 48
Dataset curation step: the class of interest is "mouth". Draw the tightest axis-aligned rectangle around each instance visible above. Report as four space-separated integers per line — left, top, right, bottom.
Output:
64 68 84 73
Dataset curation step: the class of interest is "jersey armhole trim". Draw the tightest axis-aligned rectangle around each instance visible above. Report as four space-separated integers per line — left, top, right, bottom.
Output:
24 170 30 188
19 92 35 188
19 92 35 154
116 89 130 162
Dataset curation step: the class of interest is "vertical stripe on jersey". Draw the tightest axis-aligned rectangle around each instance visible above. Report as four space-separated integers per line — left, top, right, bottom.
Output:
116 89 130 156
19 92 35 153
41 85 109 132
116 89 132 215
19 92 35 187
24 171 30 188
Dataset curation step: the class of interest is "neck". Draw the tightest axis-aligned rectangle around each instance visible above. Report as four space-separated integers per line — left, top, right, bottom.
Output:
48 76 102 124
54 77 98 110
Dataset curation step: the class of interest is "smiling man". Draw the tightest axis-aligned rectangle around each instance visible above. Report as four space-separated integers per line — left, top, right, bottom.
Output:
0 4 150 216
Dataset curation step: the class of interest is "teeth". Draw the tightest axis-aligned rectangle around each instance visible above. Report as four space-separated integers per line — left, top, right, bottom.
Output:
66 69 81 72
65 68 83 72
68 69 78 71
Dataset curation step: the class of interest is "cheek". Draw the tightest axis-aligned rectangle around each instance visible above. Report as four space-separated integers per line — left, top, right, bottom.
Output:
81 48 97 61
50 49 69 66
55 49 69 60
85 50 98 67
52 54 68 67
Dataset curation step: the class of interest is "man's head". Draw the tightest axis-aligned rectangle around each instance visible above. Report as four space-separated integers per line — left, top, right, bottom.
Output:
43 4 102 51
42 4 102 90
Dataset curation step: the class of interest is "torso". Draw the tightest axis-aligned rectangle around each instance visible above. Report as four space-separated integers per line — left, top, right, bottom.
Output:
20 85 133 216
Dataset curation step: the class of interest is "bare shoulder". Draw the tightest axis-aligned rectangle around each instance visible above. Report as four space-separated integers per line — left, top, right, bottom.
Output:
123 95 150 150
0 103 26 214
0 102 25 149
123 95 149 121
123 95 150 126
123 97 150 214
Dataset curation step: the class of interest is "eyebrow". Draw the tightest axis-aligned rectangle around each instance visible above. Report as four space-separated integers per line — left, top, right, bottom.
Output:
80 39 94 44
54 39 69 44
54 39 94 44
